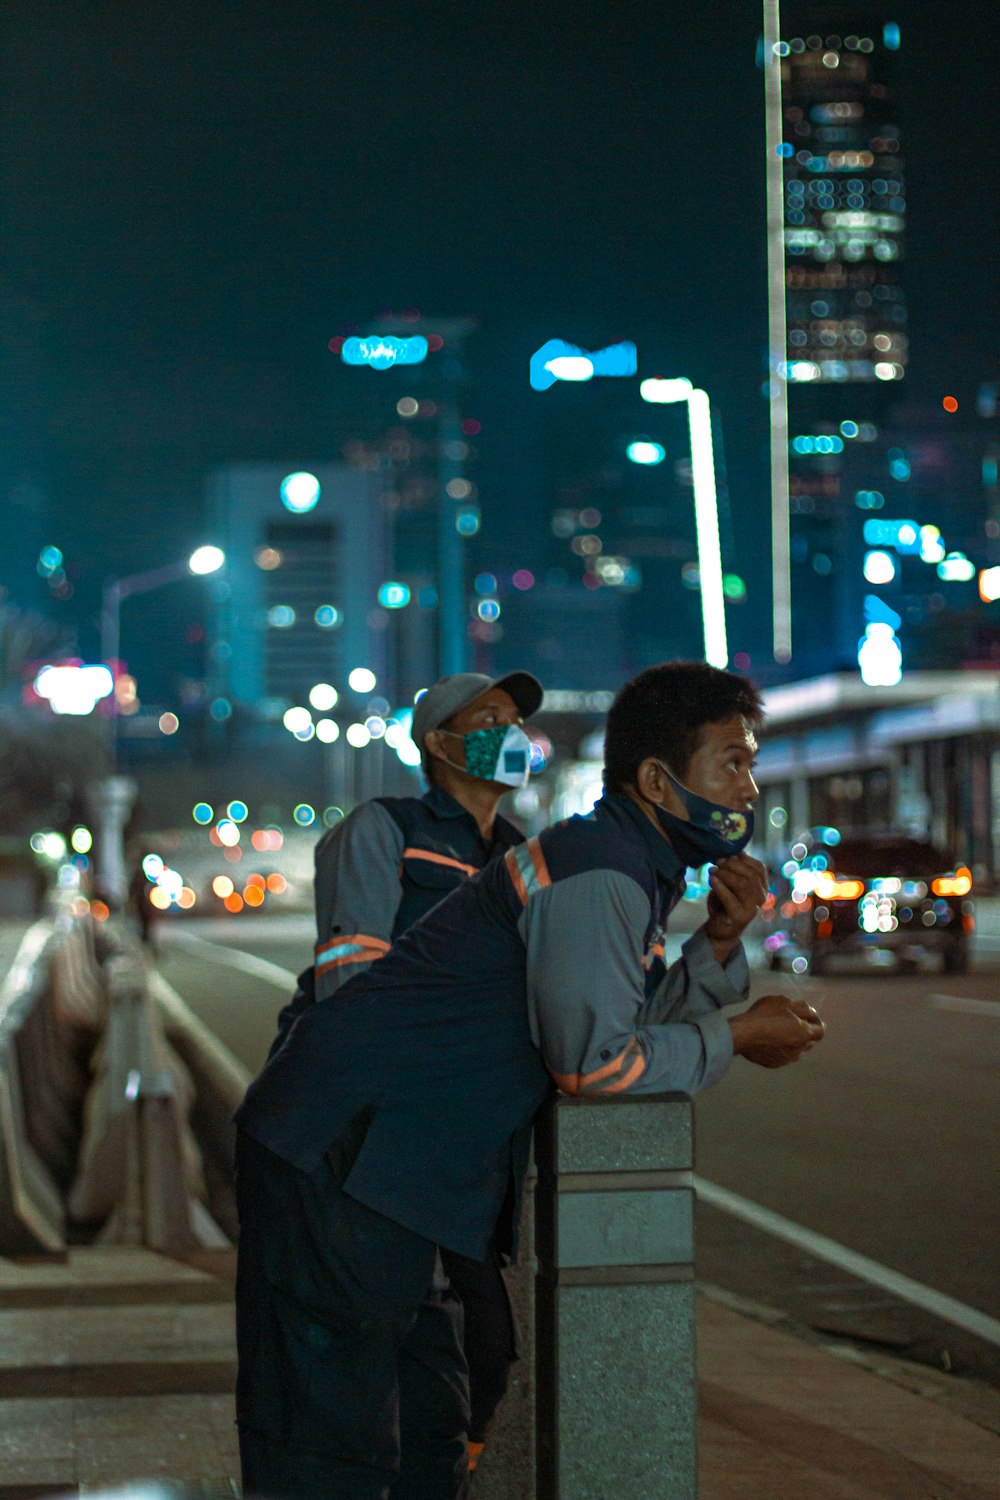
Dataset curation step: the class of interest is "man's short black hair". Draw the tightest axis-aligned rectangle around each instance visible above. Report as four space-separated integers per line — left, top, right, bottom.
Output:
603 662 764 793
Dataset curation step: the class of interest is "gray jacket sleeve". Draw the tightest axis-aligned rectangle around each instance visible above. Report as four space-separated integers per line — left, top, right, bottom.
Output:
312 802 405 1000
636 927 750 1028
519 869 734 1098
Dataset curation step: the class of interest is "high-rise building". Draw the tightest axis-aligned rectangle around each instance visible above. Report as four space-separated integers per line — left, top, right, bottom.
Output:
330 314 479 687
763 13 911 672
779 22 907 386
205 461 387 714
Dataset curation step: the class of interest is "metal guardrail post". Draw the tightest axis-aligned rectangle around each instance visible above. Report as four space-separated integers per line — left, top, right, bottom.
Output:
69 954 228 1251
533 1093 697 1500
0 919 96 1255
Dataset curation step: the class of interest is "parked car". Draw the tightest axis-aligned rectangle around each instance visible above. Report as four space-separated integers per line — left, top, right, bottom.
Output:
764 830 974 975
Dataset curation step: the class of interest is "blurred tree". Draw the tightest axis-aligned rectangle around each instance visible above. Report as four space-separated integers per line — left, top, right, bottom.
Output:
0 601 73 700
0 709 108 835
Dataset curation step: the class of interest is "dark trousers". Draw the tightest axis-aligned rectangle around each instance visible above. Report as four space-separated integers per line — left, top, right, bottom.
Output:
235 1129 470 1500
440 1248 517 1446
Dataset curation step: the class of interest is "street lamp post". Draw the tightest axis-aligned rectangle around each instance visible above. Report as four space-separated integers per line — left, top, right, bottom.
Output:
639 379 729 669
94 546 225 906
100 546 226 674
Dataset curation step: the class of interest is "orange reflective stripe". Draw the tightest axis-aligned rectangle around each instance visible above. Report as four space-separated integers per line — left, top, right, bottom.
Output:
315 933 390 960
505 846 529 906
507 837 551 905
527 836 552 890
467 1441 486 1472
401 847 478 878
314 933 390 977
642 942 665 971
315 947 388 976
549 1050 625 1093
600 1048 648 1093
549 1037 646 1095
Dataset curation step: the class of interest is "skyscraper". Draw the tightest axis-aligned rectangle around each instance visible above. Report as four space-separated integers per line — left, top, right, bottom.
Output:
763 12 909 671
205 461 387 713
779 21 907 386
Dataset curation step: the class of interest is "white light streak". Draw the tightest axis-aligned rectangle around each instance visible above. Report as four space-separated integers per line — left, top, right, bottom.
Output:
687 389 728 669
544 356 595 382
640 377 693 405
763 0 792 663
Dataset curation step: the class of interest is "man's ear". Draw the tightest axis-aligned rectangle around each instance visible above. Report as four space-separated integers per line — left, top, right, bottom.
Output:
423 729 446 766
633 757 670 804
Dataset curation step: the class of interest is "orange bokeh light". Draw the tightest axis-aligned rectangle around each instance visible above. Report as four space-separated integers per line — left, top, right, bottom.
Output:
245 872 267 890
223 846 243 863
942 396 958 413
91 899 110 923
251 830 268 851
266 873 287 894
224 893 245 913
243 885 265 907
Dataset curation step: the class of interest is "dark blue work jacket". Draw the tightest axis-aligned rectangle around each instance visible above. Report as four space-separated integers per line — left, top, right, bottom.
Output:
236 794 688 1261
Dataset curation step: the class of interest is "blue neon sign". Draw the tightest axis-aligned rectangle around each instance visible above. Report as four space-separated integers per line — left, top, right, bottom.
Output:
342 335 429 370
864 594 901 629
863 518 921 554
529 339 637 392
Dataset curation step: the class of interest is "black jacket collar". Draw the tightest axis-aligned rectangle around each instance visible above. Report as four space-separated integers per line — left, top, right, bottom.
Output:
596 791 687 886
421 783 522 849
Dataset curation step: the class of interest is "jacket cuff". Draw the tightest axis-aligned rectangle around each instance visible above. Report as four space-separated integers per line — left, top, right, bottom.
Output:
695 1006 735 1088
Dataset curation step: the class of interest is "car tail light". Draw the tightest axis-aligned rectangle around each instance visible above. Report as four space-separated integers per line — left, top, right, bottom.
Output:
814 875 865 901
931 867 973 897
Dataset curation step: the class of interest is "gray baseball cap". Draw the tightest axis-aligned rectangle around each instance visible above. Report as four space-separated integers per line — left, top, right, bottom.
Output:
411 671 544 748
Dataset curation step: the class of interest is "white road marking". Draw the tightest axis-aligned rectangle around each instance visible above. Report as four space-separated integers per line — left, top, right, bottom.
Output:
166 928 299 990
694 1175 1000 1349
927 994 1000 1018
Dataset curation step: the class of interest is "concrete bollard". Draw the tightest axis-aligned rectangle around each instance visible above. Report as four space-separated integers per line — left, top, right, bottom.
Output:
533 1092 697 1500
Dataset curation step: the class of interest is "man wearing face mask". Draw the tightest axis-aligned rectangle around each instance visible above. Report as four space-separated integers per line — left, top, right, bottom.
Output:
309 670 542 1011
267 671 542 1480
234 662 824 1500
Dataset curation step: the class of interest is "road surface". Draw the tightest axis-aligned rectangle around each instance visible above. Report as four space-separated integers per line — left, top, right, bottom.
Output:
156 908 1000 1388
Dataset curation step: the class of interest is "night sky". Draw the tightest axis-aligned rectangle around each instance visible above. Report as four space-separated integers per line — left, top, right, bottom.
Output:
2 0 997 681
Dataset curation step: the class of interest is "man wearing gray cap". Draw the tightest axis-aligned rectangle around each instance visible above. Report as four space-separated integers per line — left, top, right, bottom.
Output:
267 669 543 1480
311 671 543 1003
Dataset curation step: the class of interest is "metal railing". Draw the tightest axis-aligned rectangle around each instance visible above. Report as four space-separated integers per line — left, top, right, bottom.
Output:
0 913 239 1254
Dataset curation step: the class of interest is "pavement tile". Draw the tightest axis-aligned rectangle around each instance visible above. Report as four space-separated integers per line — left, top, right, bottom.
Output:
699 1414 865 1500
0 1400 76 1492
0 1248 212 1292
698 1300 1000 1499
74 1395 239 1486
0 1399 76 1462
0 1303 235 1371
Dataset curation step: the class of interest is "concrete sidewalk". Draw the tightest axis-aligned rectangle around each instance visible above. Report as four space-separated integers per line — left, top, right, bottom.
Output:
0 1247 997 1498
697 1288 1000 1499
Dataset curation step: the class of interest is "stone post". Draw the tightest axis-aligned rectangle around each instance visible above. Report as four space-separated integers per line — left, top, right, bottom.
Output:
86 775 137 909
533 1092 696 1500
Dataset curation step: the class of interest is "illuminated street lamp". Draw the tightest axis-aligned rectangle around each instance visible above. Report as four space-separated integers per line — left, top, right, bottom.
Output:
639 379 728 668
101 546 226 676
95 547 225 905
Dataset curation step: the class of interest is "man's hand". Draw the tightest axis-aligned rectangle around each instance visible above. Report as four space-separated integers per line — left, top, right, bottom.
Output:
703 853 769 965
729 994 825 1068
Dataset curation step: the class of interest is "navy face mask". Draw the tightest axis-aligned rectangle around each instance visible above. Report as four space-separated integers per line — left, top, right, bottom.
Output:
651 761 754 868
